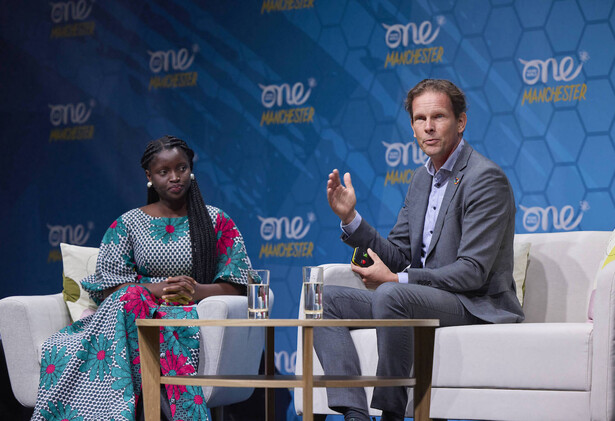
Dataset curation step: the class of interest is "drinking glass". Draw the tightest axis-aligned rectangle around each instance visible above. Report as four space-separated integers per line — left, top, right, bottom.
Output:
247 269 270 319
303 266 323 319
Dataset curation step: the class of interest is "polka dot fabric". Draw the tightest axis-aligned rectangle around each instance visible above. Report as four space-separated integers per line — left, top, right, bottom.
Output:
32 206 250 420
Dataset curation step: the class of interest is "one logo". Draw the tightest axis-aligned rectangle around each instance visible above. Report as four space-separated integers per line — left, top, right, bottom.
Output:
49 101 94 126
519 202 588 232
148 45 199 90
258 213 314 241
49 0 95 38
50 0 94 23
47 222 94 247
519 53 589 106
382 17 445 68
48 100 95 142
259 79 316 109
259 79 316 125
383 141 427 186
148 45 198 74
383 141 427 167
258 214 315 258
519 54 586 85
383 18 443 49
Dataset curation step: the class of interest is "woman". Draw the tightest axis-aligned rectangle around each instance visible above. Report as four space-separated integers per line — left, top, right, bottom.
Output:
32 136 250 420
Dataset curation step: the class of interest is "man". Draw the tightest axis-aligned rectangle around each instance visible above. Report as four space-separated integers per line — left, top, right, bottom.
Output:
313 79 524 421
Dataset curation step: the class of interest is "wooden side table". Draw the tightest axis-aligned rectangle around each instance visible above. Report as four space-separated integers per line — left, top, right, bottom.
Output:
136 318 439 421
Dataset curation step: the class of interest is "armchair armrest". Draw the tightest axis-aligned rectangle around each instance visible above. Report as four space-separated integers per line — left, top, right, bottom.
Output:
298 264 363 319
0 293 71 407
320 263 365 289
196 290 274 407
591 262 615 421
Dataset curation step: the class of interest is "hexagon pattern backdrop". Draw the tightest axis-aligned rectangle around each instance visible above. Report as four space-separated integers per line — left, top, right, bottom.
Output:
2 0 615 418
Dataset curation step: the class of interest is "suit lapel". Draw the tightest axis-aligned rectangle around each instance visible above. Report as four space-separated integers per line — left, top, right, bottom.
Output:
409 168 430 267
425 144 473 260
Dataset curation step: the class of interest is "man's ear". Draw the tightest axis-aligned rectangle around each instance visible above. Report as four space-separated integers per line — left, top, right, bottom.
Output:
457 112 467 134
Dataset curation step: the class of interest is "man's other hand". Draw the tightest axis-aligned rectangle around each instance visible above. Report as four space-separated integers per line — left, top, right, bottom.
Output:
350 248 398 289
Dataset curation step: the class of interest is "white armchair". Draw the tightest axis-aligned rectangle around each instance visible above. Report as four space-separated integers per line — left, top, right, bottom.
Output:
295 231 615 421
430 230 614 421
0 291 272 411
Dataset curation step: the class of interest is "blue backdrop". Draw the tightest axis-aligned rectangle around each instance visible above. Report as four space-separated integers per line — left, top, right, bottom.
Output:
2 1 615 419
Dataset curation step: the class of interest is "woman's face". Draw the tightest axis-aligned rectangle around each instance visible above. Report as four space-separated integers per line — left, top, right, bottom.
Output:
145 147 192 205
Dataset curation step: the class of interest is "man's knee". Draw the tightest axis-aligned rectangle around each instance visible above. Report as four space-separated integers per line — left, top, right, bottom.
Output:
322 285 348 317
372 282 421 318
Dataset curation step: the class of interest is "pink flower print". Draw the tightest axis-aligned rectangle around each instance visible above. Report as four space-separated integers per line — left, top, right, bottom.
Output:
215 212 239 256
120 286 157 319
159 328 179 344
161 350 195 416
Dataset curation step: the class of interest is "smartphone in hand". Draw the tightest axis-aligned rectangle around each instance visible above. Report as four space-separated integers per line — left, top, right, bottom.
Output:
352 247 374 267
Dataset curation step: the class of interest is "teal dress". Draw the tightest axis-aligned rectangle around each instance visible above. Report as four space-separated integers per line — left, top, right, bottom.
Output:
31 206 250 421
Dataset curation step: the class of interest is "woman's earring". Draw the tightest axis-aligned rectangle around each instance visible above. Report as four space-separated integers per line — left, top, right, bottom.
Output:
147 181 153 188
190 173 195 180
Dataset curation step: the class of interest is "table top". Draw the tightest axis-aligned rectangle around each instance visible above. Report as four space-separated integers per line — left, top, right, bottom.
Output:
136 318 440 328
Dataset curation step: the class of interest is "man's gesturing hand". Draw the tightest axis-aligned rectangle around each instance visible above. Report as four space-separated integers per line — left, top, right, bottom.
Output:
327 169 357 225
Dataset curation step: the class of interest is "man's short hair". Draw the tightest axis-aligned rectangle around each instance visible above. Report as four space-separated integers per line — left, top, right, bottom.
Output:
404 79 467 120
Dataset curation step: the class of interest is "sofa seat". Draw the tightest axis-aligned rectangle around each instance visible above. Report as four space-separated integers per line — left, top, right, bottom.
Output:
432 323 593 391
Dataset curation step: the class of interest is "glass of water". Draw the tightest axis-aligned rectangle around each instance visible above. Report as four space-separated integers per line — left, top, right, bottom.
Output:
303 266 323 319
247 269 270 319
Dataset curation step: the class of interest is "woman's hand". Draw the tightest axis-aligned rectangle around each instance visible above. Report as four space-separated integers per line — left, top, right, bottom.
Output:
161 275 197 305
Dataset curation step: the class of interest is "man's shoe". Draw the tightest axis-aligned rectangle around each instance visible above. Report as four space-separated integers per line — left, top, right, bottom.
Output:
379 411 404 421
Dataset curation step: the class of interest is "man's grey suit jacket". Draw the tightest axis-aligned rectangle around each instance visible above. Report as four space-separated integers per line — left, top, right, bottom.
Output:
344 143 524 324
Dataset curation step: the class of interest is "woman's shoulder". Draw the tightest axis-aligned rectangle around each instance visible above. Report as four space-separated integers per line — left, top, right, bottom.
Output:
206 205 239 227
110 208 151 227
205 204 223 219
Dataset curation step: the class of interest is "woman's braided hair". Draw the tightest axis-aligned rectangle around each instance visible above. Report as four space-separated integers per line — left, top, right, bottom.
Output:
140 135 217 285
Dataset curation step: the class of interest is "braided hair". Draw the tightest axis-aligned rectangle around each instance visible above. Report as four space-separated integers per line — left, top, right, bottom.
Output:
140 135 217 285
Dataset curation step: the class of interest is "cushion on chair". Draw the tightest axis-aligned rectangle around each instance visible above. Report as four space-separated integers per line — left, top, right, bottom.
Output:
513 241 531 306
60 243 99 321
432 323 593 391
588 229 615 320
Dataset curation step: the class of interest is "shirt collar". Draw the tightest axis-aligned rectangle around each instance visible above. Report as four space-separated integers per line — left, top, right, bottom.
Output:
424 138 465 177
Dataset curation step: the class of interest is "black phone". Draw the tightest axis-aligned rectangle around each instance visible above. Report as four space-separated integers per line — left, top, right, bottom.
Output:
352 247 374 267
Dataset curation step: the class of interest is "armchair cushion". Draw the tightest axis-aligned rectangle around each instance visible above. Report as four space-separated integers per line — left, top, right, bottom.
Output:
432 323 593 391
60 243 99 321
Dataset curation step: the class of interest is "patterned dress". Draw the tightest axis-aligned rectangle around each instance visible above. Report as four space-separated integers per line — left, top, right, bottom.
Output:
32 206 250 421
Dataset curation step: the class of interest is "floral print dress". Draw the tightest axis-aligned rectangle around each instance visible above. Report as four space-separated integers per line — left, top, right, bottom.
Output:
31 206 250 421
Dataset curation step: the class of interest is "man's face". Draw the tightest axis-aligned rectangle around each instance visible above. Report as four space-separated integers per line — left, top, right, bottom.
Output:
410 90 467 171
